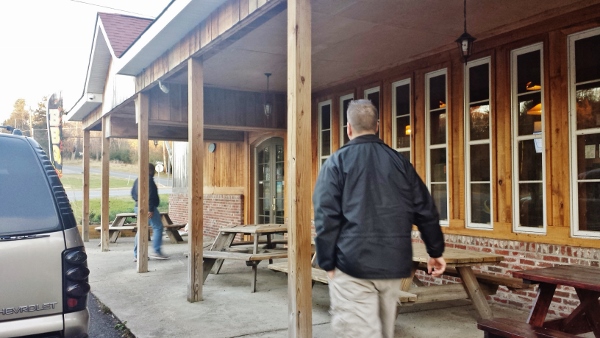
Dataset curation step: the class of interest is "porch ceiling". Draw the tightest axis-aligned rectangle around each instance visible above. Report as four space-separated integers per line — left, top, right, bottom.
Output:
166 0 596 93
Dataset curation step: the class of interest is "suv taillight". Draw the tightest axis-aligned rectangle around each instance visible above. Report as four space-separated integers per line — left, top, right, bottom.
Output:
63 247 90 312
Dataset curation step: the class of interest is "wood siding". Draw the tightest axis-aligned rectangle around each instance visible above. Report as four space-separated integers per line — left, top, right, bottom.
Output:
311 10 600 249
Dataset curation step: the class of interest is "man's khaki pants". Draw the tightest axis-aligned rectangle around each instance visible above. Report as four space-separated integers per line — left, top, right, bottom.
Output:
328 268 403 338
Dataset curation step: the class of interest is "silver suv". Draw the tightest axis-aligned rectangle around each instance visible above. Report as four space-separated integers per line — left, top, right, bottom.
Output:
0 129 90 338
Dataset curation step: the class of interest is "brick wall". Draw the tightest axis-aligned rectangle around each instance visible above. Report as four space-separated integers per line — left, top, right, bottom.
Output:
412 232 600 318
168 193 244 238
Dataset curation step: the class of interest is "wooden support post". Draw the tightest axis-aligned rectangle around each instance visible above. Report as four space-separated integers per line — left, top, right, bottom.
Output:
100 117 110 251
82 129 90 242
136 92 150 273
287 0 313 336
187 57 204 302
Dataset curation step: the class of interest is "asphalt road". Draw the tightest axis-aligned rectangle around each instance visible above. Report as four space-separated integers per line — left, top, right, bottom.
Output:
61 165 172 200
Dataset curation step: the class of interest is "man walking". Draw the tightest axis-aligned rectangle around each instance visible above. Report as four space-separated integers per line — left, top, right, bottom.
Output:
313 99 446 338
132 163 169 261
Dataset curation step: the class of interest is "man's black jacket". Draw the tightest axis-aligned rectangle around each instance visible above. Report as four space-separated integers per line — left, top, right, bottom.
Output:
131 175 160 210
313 134 444 279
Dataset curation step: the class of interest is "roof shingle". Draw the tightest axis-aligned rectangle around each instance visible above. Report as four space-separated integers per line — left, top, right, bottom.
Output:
98 12 153 58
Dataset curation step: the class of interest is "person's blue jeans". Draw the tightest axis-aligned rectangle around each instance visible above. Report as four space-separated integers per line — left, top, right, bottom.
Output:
133 206 164 258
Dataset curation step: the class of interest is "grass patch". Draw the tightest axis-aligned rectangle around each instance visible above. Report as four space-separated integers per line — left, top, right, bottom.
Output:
71 195 169 224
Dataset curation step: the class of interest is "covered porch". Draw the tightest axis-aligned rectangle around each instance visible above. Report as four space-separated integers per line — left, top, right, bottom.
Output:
65 0 600 336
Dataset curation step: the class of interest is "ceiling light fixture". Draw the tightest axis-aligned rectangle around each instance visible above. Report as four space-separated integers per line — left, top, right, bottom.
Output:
264 73 272 118
158 80 169 94
456 0 476 64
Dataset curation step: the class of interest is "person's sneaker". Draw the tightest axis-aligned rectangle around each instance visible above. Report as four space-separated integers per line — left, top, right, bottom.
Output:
149 253 169 260
133 257 137 262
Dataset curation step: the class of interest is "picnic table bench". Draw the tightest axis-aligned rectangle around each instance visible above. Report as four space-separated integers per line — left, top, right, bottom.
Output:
203 224 289 292
95 212 186 244
477 318 579 338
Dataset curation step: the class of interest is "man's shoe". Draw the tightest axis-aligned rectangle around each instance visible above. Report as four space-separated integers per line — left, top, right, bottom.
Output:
150 253 169 260
133 258 137 262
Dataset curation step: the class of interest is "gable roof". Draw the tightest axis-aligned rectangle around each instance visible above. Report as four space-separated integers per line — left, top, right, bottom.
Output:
98 13 153 58
67 12 155 121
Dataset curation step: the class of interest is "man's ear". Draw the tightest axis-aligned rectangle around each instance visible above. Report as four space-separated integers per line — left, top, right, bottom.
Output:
347 122 353 139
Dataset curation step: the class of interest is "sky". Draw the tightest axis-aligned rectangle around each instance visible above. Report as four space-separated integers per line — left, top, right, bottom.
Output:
0 0 172 124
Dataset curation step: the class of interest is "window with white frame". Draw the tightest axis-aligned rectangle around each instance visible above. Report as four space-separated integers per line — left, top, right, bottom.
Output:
569 28 600 238
426 69 449 224
318 100 332 169
365 86 380 137
392 79 411 160
465 58 492 229
340 93 354 146
511 43 546 233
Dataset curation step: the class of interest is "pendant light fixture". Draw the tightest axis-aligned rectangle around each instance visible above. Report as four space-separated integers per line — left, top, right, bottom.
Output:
456 0 476 64
264 73 272 118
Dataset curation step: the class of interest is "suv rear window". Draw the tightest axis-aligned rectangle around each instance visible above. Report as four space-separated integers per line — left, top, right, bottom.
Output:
0 137 61 236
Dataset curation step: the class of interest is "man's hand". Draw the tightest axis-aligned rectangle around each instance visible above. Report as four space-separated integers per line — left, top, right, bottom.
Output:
148 211 154 218
427 256 446 277
327 270 335 279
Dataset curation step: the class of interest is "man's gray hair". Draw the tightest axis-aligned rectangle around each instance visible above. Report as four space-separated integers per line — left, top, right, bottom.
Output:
347 99 378 133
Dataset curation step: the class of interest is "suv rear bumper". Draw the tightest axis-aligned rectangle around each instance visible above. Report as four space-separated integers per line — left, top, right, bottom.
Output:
0 309 89 338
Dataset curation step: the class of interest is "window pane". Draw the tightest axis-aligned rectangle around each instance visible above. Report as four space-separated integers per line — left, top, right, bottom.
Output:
518 139 543 181
575 34 600 84
321 131 331 156
517 51 541 94
518 183 543 227
430 148 446 183
429 75 446 108
575 84 600 130
578 182 600 232
469 63 489 102
576 134 600 176
469 104 490 140
470 183 491 224
470 144 490 181
517 92 542 136
396 84 410 115
396 115 410 148
429 111 446 145
321 104 331 130
276 162 284 181
342 98 352 125
367 91 380 112
431 184 448 220
276 145 284 162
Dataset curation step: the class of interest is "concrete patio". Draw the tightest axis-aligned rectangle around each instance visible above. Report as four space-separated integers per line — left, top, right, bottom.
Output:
85 236 530 338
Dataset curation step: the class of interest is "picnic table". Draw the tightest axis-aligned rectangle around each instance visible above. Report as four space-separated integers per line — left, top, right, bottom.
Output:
202 224 288 292
510 265 600 337
95 212 186 244
403 244 504 319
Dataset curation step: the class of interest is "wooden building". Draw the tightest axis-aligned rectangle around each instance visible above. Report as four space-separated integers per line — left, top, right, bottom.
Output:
67 0 600 336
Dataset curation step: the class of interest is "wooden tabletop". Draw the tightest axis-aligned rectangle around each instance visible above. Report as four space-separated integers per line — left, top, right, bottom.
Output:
412 244 503 266
218 224 288 234
513 265 600 292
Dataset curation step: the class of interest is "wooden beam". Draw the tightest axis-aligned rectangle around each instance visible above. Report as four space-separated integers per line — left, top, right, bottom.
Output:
187 57 205 302
100 116 110 251
136 92 150 273
82 129 90 242
287 0 312 336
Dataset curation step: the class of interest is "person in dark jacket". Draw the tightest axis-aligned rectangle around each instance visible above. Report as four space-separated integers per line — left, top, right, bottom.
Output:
313 99 446 338
132 163 168 261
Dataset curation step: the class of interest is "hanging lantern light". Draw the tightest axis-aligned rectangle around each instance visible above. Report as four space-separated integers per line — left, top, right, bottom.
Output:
264 73 272 118
456 0 476 64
